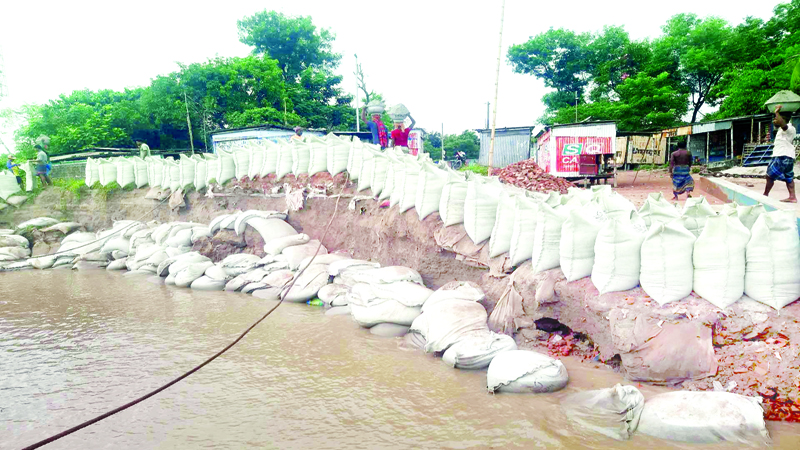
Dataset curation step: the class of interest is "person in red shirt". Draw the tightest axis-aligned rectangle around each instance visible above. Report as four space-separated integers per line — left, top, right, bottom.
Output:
389 115 416 152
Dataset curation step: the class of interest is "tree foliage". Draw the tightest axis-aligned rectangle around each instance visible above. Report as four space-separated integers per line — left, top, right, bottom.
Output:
423 130 480 160
509 0 800 129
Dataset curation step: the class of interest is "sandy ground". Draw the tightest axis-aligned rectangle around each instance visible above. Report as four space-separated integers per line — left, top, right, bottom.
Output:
614 170 726 208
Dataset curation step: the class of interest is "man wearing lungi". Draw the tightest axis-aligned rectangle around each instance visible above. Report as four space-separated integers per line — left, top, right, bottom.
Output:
669 141 693 200
764 105 797 203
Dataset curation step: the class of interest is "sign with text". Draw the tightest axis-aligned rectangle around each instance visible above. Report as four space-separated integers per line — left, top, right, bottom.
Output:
555 136 612 173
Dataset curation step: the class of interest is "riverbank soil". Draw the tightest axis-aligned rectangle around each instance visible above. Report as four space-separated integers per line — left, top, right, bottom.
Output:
3 175 799 421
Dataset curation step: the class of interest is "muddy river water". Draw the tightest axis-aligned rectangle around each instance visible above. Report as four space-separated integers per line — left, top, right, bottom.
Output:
3 269 799 449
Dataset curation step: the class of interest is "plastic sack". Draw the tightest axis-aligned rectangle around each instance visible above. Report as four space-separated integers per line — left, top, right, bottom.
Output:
388 157 406 207
368 152 390 197
85 158 100 187
282 266 330 303
191 276 226 291
131 157 149 188
283 240 328 270
377 153 400 201
306 137 328 176
488 189 519 258
464 177 504 245
275 144 294 180
290 142 310 176
592 218 645 294
114 158 135 188
204 155 220 184
640 221 696 305
411 298 489 353
97 160 117 187
178 155 196 189
248 144 265 179
415 162 448 220
508 196 538 267
217 150 236 184
245 218 298 248
560 205 604 281
232 149 250 180
744 210 800 309
638 192 680 227
441 330 517 370
356 147 375 192
594 192 635 220
637 391 769 445
192 156 208 191
399 160 421 213
439 172 468 227
260 141 278 176
561 384 644 441
326 136 350 175
347 140 366 182
147 159 164 188
693 214 750 309
530 203 568 274
486 350 569 393
264 233 310 256
681 196 717 237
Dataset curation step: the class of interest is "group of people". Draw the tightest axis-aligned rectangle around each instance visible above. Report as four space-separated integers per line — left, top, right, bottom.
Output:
5 143 52 188
669 104 796 203
360 108 416 153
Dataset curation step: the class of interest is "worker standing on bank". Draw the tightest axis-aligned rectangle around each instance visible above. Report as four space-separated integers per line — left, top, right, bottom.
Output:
361 107 389 149
136 140 151 159
390 115 416 153
764 105 797 203
291 127 304 142
35 144 52 187
6 155 22 186
669 141 693 201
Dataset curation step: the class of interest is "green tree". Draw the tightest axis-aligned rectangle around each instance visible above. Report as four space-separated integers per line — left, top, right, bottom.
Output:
237 11 340 79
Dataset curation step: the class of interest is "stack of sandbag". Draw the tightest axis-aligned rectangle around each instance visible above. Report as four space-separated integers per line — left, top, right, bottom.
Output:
560 204 605 281
639 221 696 305
681 196 717 237
486 350 569 393
693 214 750 309
409 282 515 369
637 391 769 445
744 210 800 309
346 266 431 330
638 192 680 227
561 384 644 440
0 234 31 262
463 177 504 245
722 203 765 230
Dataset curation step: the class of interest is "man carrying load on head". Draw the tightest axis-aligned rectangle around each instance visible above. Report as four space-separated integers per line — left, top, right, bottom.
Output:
361 107 389 150
669 141 693 201
390 115 416 153
35 143 52 187
764 105 797 203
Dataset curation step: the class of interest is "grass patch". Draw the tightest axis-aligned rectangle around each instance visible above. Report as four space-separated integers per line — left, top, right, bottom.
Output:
459 163 489 176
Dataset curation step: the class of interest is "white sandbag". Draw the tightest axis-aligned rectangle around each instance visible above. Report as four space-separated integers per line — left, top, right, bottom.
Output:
442 331 518 370
349 281 433 308
190 227 211 244
735 204 765 230
347 140 365 182
114 158 135 188
562 384 645 441
693 215 750 309
178 156 196 189
508 196 538 267
682 196 717 237
350 266 423 285
191 276 226 291
290 142 310 176
370 323 410 337
106 258 128 271
129 157 148 188
282 240 327 270
744 210 800 309
84 158 100 187
307 138 328 176
282 266 330 303
263 269 294 289
264 233 310 256
203 154 219 184
439 172 469 227
326 137 350 175
592 218 646 294
464 177 504 245
248 145 265 179
488 189 519 258
388 157 406 207
275 144 294 180
368 151 390 197
0 171 22 200
640 221 696 305
357 148 375 192
245 218 298 245
397 160 421 213
637 391 769 445
192 156 208 190
350 299 422 328
101 237 130 254
31 255 57 270
486 350 569 393
158 252 208 277
147 158 164 188
412 298 489 353
297 253 349 271
205 265 232 281
328 259 381 276
217 150 236 184
97 160 117 187
421 282 485 312
219 253 262 277
0 246 30 260
530 203 569 274
260 142 278 176
318 283 350 306
0 235 29 248
638 193 680 227
232 149 250 180
233 210 286 236
415 163 448 220
594 192 635 220
377 153 399 201
165 228 193 248
560 205 604 281
175 261 215 288
162 160 180 192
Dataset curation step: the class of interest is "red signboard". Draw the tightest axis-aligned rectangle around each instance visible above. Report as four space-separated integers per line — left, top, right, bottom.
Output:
555 136 613 173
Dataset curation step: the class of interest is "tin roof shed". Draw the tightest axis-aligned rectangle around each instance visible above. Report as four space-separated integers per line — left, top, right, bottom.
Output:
475 126 534 168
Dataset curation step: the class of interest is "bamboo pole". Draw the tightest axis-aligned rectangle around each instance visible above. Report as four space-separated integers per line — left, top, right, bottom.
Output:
487 0 506 176
184 91 194 155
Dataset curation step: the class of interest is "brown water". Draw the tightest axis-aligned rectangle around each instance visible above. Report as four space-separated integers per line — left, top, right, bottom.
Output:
2 269 798 450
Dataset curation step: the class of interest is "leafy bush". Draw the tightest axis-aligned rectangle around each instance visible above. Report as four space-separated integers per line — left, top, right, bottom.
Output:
460 163 489 176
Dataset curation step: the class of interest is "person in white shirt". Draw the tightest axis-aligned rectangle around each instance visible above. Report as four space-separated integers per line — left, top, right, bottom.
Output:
764 105 797 203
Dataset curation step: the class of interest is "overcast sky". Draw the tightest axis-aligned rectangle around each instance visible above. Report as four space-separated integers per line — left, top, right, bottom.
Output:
0 0 787 150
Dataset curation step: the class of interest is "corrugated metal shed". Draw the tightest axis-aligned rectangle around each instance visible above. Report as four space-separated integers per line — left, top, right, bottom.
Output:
476 127 533 168
211 124 324 153
550 121 617 138
692 121 732 134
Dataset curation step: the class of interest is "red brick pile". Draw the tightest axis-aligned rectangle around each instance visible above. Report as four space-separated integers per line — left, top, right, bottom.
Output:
494 159 575 194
